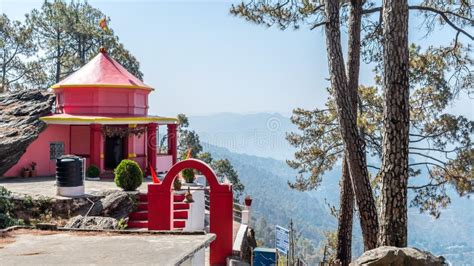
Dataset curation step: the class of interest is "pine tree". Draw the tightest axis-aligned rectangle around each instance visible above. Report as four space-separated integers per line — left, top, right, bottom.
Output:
231 0 473 259
0 14 46 92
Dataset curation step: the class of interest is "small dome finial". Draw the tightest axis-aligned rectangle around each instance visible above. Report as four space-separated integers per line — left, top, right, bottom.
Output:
99 46 107 53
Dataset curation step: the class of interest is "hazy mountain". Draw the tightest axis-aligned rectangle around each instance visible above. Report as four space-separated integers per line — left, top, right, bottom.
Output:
205 143 474 264
189 112 296 160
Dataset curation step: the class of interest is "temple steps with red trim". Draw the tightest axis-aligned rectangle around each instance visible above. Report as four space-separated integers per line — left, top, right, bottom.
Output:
173 219 186 229
138 193 148 202
174 202 190 210
127 220 148 228
137 202 148 211
173 210 188 219
127 192 189 230
129 210 148 221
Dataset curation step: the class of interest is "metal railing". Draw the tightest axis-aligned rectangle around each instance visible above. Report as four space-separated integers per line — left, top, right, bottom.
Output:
204 190 243 223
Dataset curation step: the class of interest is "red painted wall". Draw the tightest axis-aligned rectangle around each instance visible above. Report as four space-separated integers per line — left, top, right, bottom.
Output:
4 125 71 177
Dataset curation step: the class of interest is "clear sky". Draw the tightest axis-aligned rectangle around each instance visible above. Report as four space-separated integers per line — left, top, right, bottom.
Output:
1 0 472 118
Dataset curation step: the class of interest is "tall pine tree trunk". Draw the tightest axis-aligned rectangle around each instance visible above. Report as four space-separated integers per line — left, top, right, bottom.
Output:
379 0 410 247
335 0 362 264
336 156 354 265
324 0 379 251
55 31 61 83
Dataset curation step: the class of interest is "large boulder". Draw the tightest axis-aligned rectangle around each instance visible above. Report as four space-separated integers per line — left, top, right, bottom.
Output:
88 191 136 219
0 90 55 176
351 246 447 266
64 215 119 230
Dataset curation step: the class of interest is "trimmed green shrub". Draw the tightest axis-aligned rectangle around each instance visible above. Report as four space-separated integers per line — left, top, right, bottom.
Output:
86 165 100 178
114 160 143 191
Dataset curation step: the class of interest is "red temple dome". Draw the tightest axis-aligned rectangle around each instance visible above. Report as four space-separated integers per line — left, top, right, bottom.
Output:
51 50 152 91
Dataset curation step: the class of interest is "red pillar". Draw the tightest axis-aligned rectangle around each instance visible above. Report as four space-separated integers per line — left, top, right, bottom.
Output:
210 186 234 265
147 183 173 230
147 123 158 171
167 124 178 164
89 124 102 169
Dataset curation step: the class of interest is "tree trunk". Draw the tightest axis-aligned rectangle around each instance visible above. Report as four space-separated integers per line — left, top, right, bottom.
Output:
56 31 61 83
336 156 354 265
379 0 410 247
335 1 362 263
324 0 379 251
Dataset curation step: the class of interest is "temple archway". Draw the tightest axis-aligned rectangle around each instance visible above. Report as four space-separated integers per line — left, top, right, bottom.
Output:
147 158 233 265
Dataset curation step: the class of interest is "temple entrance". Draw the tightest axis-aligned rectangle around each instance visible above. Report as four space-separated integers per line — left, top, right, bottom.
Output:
104 136 125 169
147 159 233 265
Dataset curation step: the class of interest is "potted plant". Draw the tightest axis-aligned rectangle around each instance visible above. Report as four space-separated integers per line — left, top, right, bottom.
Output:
181 168 195 185
173 178 182 191
21 167 31 178
86 165 101 180
30 162 37 177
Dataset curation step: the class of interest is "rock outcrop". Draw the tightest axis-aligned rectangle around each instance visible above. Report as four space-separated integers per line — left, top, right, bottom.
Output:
64 215 120 230
0 90 55 176
88 191 137 219
351 246 447 266
8 190 136 224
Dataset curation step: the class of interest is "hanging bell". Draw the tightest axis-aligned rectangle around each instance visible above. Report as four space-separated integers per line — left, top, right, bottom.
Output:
184 187 194 203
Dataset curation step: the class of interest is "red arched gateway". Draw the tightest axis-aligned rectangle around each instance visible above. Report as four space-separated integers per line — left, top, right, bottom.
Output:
147 159 233 265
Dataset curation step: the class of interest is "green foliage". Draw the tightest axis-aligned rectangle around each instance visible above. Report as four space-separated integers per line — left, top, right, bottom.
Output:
212 158 245 199
181 168 195 183
0 0 144 92
197 152 213 165
0 186 16 229
173 177 182 190
114 159 143 191
286 43 473 217
0 14 46 92
86 165 100 178
177 113 202 159
117 218 128 230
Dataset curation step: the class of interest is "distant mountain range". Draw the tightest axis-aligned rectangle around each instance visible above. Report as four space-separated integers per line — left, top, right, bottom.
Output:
191 113 473 265
189 112 296 160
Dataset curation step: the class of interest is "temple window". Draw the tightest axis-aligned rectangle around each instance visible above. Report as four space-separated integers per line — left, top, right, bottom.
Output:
49 142 65 160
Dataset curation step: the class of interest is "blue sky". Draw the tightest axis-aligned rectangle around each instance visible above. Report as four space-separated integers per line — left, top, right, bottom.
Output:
1 0 472 118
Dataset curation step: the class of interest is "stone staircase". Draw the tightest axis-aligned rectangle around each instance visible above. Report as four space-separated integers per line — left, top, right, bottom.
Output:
127 193 190 230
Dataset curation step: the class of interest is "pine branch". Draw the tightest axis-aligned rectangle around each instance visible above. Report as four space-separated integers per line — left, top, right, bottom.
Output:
409 151 448 166
408 180 448 190
362 5 473 40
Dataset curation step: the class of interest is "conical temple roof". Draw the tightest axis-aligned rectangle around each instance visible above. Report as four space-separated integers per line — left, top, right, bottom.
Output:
51 50 152 90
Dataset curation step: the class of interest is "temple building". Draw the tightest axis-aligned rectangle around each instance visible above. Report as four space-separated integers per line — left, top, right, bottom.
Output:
4 49 178 178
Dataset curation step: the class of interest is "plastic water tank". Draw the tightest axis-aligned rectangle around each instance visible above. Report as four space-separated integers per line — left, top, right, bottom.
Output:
56 155 85 197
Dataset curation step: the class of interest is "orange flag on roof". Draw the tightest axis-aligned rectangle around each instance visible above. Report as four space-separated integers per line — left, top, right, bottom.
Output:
99 17 109 32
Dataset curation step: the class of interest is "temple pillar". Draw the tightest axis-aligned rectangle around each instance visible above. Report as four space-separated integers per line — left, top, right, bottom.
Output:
167 124 178 164
147 123 158 171
89 124 102 170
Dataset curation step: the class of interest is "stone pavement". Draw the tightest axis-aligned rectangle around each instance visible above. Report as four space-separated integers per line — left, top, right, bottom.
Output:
0 229 215 265
0 176 152 198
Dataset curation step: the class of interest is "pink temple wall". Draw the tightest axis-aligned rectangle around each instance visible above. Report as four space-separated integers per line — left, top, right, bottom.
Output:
4 124 173 177
127 133 147 171
156 154 173 173
70 125 90 156
56 87 149 115
4 125 71 177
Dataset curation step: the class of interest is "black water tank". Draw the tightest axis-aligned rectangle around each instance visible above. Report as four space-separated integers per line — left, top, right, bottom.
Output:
56 155 83 187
